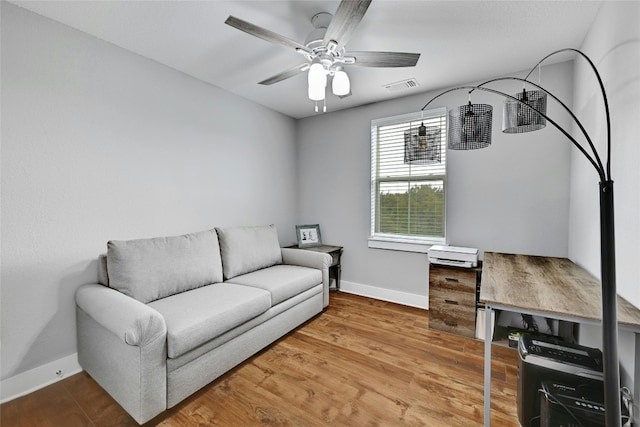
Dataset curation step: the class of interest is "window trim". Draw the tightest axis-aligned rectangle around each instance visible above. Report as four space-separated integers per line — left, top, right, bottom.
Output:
369 107 448 253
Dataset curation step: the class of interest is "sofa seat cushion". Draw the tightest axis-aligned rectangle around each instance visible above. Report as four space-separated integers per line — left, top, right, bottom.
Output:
148 283 271 359
226 265 322 306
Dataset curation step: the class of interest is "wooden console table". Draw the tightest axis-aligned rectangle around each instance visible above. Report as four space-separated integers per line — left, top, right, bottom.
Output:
479 252 640 426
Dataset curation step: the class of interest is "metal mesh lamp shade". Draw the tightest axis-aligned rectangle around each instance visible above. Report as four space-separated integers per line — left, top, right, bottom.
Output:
447 103 493 150
502 89 547 133
404 123 441 164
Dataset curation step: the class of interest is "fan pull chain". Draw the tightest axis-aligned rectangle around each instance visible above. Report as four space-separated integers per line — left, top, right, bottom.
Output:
312 96 327 113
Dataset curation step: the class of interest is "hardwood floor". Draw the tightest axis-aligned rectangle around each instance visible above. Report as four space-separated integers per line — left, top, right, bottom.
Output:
1 292 519 426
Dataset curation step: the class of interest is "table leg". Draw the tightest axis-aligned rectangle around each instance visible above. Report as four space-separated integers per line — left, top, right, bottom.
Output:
484 306 493 426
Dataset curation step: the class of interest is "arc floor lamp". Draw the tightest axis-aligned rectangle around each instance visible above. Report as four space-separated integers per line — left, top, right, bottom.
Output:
420 48 620 426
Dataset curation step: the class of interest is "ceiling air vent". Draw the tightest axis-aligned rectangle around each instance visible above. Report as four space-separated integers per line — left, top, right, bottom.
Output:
383 78 419 92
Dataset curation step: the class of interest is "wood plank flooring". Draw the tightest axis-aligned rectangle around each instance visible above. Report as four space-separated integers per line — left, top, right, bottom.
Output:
1 292 519 426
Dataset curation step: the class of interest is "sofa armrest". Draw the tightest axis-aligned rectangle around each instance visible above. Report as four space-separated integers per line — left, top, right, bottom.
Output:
281 248 332 308
76 284 166 347
76 283 167 423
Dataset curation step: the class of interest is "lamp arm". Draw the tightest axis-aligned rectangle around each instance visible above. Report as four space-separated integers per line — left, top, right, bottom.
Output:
420 85 606 181
524 48 612 179
421 51 620 426
471 76 606 178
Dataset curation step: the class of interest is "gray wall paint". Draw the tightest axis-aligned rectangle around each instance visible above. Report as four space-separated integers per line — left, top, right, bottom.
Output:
569 1 640 309
1 3 298 380
569 1 640 412
297 61 574 300
4 0 638 404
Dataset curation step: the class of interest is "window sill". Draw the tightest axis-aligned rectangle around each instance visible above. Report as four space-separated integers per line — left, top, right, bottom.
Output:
368 236 445 253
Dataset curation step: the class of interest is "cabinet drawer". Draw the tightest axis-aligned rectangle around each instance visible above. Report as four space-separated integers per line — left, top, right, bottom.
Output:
429 301 476 338
429 287 476 309
429 298 476 320
429 266 476 293
429 312 476 338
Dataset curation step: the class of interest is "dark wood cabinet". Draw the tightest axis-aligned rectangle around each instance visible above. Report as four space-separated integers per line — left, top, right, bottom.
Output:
428 264 481 338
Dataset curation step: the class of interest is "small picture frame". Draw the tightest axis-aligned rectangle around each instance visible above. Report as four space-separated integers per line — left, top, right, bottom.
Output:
295 224 322 248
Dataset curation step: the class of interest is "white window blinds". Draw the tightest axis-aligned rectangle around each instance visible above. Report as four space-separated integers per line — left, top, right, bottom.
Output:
370 108 447 247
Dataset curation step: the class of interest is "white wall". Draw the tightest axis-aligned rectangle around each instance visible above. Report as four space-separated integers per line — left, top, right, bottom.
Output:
1 2 299 384
297 61 574 305
4 0 638 410
569 0 640 310
568 1 640 418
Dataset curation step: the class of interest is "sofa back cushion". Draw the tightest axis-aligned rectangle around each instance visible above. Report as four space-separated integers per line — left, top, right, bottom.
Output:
216 225 282 280
97 254 109 286
107 229 223 303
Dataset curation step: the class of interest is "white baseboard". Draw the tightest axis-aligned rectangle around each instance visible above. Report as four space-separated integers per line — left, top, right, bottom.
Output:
339 280 428 310
0 353 81 403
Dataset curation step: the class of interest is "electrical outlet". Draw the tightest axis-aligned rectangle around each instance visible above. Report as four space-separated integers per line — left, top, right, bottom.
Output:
55 370 63 378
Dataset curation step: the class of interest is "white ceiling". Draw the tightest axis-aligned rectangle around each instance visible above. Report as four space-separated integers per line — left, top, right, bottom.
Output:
10 0 602 119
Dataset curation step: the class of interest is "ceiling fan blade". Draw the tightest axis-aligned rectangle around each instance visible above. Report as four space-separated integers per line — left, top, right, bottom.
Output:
225 16 310 54
347 51 421 67
323 0 372 49
259 63 309 85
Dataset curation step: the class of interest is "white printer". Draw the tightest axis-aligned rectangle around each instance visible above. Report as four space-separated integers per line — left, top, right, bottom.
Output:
428 245 479 268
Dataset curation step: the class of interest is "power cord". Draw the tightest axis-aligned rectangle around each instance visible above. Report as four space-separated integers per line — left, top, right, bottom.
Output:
521 314 539 332
533 385 634 426
621 386 633 427
537 388 585 427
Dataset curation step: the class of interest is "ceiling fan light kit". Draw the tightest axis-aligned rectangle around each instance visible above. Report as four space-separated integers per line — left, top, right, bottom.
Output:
225 0 421 113
308 61 327 88
308 83 325 101
332 68 350 96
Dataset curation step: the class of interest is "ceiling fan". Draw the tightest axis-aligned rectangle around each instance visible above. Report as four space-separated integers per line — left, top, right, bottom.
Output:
225 0 421 112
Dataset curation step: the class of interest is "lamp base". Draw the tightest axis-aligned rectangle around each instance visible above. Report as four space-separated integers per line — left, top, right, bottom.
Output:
599 180 621 427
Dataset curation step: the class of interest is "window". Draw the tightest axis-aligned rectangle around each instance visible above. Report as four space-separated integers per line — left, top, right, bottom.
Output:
369 108 447 252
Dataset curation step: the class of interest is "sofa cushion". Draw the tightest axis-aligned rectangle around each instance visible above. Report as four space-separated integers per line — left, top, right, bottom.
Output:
97 254 109 286
148 283 271 359
226 265 322 306
216 225 282 280
107 229 223 304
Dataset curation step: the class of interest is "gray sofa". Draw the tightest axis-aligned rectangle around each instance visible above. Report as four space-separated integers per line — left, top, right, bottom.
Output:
75 225 331 424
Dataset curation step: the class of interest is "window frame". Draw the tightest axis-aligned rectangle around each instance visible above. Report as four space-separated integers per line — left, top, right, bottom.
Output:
369 108 448 253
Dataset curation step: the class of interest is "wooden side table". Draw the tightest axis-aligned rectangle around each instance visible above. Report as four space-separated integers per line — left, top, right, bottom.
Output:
286 244 343 291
